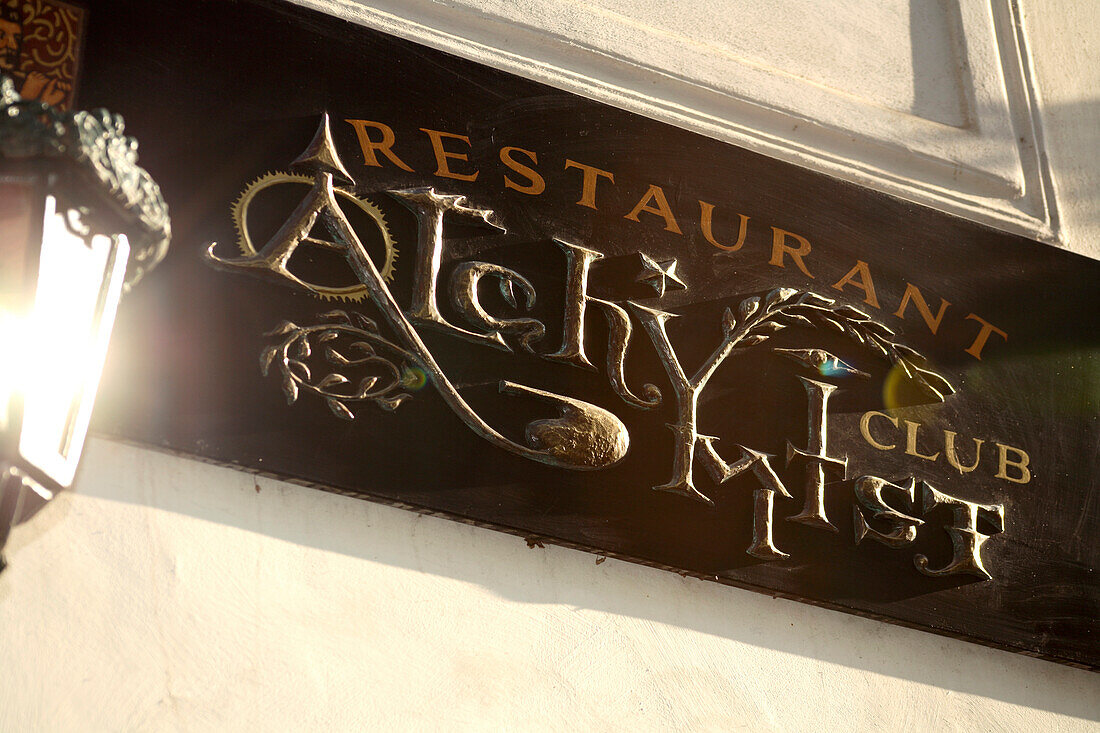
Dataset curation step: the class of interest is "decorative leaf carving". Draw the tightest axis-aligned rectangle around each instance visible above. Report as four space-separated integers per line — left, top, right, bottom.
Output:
287 359 311 381
834 305 869 320
317 373 349 388
259 345 279 376
378 394 410 411
913 368 953 401
282 377 298 404
354 377 380 397
802 293 835 306
777 313 813 328
749 321 785 335
349 341 376 358
863 321 895 339
352 312 378 331
764 287 797 308
260 315 417 420
266 321 297 337
715 289 954 402
722 307 737 336
325 397 354 420
894 343 921 361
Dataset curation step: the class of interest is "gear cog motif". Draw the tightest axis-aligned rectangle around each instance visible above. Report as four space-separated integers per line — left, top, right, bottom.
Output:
232 171 397 301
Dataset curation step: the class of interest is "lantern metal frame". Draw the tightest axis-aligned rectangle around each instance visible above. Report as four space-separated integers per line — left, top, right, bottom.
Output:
0 75 170 570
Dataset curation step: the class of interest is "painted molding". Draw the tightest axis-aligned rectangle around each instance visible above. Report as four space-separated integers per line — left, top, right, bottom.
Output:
289 0 1058 242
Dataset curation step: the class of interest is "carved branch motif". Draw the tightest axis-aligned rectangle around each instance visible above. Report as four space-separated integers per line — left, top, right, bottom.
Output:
723 288 954 402
261 310 417 419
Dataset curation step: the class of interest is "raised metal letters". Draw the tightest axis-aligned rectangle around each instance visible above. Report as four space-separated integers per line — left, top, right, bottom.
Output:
853 476 923 548
395 186 509 349
261 310 417 417
83 0 1100 667
915 483 1006 580
228 170 397 301
206 114 1009 577
208 116 629 471
630 288 951 504
785 377 849 532
547 240 662 410
451 260 545 352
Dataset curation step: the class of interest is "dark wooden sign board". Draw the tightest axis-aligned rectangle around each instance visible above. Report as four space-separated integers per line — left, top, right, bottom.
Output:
81 0 1097 668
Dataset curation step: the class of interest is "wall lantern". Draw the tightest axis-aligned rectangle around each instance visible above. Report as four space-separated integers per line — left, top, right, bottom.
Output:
0 75 170 571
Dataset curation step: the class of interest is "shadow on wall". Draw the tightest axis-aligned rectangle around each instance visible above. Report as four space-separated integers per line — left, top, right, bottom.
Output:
908 0 1100 259
910 0 973 128
21 438 1096 724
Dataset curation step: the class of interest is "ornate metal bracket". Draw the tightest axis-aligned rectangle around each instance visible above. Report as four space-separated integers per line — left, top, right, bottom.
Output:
0 74 171 290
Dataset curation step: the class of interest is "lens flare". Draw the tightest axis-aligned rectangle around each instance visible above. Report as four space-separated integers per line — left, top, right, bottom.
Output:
401 365 428 391
819 358 854 378
15 196 128 488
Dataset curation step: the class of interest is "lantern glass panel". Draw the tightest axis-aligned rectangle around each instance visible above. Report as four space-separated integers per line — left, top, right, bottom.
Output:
16 194 129 490
0 180 40 437
0 181 36 310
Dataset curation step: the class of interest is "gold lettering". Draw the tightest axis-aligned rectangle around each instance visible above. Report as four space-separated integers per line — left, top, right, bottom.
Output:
904 420 940 462
699 201 749 251
944 430 983 474
859 411 898 450
995 443 1031 484
346 119 414 172
831 260 880 309
769 228 815 279
624 184 682 234
564 159 614 209
894 283 950 335
964 314 1007 360
499 146 545 195
420 128 479 182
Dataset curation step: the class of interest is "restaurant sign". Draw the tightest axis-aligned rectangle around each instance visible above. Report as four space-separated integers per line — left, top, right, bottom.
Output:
84 0 1097 668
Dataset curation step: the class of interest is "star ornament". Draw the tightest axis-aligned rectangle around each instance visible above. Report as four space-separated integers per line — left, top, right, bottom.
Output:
636 253 687 297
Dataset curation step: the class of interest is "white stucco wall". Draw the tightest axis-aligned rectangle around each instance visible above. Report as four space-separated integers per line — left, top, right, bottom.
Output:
1 1 1098 730
1020 0 1100 256
1 440 1098 731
